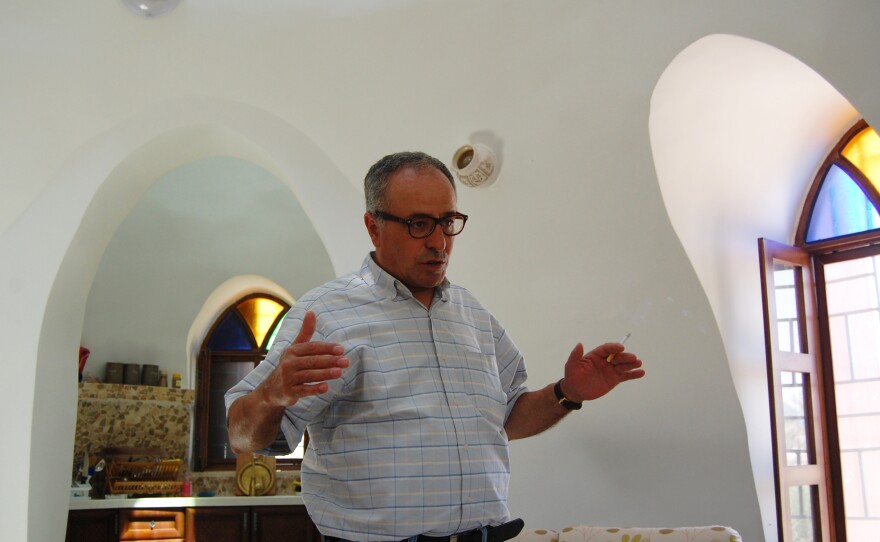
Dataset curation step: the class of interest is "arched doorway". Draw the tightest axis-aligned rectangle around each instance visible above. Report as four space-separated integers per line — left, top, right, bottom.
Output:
20 98 364 541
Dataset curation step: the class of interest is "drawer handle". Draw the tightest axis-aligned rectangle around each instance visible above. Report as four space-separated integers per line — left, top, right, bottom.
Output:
150 520 156 530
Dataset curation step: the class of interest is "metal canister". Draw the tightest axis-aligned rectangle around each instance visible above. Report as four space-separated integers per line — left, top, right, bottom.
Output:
123 364 140 385
141 364 159 386
105 363 123 384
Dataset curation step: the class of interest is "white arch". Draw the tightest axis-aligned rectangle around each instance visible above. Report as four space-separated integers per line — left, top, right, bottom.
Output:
650 34 858 542
5 97 364 541
186 274 296 385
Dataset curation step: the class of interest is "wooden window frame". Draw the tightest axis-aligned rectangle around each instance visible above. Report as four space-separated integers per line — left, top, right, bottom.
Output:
759 239 833 542
761 119 880 541
193 293 300 472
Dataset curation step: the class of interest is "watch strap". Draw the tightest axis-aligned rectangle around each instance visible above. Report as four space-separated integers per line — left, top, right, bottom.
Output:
554 379 583 410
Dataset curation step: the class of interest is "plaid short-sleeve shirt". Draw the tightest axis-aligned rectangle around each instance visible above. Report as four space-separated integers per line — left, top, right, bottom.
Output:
226 254 528 541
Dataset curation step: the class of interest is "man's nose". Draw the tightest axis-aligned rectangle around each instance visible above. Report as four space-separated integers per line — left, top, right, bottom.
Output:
424 224 448 249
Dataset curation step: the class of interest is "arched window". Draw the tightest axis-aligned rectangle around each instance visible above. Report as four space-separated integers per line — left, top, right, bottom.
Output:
194 293 301 471
761 120 880 541
798 120 880 246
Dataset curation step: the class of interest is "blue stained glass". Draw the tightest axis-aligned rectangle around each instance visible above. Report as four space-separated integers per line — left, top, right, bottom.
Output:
806 164 880 242
207 311 253 350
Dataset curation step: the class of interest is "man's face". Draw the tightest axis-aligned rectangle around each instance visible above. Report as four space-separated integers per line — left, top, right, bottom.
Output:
365 165 458 306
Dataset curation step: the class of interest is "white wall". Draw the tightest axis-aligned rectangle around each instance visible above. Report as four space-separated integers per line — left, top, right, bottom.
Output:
4 2 880 541
651 34 862 540
81 156 336 388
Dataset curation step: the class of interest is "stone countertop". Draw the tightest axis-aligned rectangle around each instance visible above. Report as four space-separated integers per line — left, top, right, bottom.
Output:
69 494 305 510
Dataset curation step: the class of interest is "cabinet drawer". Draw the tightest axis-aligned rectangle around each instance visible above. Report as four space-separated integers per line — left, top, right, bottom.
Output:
119 508 185 541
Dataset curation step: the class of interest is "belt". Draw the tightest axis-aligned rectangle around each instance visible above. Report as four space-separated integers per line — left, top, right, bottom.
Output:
325 518 525 542
418 519 524 542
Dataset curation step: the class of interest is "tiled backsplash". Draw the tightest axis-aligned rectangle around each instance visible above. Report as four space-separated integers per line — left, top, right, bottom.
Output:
74 382 194 476
74 383 300 496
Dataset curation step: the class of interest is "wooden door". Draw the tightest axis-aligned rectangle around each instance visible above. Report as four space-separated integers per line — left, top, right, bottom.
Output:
252 506 319 542
185 507 249 542
65 509 117 542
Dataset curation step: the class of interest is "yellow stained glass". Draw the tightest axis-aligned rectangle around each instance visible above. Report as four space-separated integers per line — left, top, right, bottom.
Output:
842 126 880 194
238 297 284 348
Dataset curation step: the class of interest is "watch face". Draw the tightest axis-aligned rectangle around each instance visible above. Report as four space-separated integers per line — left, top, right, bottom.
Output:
554 380 582 410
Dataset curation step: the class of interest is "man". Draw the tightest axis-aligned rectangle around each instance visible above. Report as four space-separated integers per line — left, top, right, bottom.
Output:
226 151 644 542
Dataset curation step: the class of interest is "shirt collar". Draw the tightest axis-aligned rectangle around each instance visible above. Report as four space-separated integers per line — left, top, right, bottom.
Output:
364 252 450 304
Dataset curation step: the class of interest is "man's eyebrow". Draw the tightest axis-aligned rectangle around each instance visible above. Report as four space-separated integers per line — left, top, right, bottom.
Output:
409 211 460 217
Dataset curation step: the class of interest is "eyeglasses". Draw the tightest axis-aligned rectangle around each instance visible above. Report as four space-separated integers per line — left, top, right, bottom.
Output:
373 211 469 239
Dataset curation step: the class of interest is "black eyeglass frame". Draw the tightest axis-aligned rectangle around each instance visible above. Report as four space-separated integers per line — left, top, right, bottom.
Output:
372 210 469 239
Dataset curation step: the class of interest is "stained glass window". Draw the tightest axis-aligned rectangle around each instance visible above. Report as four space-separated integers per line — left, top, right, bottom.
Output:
802 122 880 244
806 164 880 242
207 311 252 350
237 297 285 348
842 126 880 192
196 293 292 470
208 297 286 350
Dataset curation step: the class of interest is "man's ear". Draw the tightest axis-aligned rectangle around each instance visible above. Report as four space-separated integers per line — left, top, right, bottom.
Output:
364 212 381 248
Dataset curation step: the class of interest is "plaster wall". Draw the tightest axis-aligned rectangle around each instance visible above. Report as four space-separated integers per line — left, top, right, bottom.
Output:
4 2 880 541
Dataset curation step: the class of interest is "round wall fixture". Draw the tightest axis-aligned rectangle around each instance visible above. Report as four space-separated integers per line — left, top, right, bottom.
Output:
235 453 276 496
451 143 499 188
121 0 181 17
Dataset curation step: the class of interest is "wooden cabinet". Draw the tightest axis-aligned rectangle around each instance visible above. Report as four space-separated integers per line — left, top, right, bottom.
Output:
185 506 319 542
119 509 186 541
250 506 319 542
66 509 118 542
67 503 317 542
67 509 186 542
184 507 245 541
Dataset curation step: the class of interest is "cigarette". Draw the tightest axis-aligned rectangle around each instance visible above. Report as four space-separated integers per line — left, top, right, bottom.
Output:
606 333 631 363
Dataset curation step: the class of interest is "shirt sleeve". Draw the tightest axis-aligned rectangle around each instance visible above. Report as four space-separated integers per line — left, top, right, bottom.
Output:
490 313 529 422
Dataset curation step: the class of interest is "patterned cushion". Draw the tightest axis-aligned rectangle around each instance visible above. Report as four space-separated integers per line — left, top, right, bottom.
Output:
555 525 742 542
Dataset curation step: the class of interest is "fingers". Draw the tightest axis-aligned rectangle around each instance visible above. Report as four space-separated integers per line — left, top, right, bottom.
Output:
264 350 348 408
264 310 350 407
568 343 585 364
286 381 330 398
280 361 348 387
293 310 318 345
580 342 625 363
615 364 646 382
288 309 345 357
577 342 644 372
605 342 628 362
608 352 639 366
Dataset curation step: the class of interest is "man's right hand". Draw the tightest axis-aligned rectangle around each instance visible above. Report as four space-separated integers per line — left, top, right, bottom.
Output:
227 310 348 453
259 309 350 408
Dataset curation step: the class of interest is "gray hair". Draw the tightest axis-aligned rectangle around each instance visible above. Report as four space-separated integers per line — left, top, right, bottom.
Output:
364 151 456 213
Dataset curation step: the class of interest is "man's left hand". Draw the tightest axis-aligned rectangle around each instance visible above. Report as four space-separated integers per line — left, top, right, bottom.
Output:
560 342 645 402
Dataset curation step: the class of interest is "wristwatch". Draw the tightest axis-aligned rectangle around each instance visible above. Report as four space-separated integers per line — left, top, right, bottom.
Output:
554 379 583 410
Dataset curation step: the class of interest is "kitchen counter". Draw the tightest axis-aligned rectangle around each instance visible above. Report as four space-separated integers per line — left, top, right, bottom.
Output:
69 494 305 510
